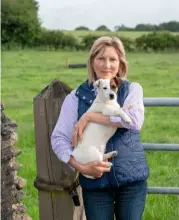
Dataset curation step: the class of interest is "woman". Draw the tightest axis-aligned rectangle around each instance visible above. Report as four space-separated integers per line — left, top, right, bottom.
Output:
51 36 149 220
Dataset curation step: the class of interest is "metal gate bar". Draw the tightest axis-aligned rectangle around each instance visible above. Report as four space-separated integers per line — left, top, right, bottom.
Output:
144 98 179 106
144 143 179 151
143 97 179 195
148 187 179 194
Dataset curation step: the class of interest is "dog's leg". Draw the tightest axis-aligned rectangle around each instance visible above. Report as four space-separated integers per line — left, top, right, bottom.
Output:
102 106 132 124
114 108 132 124
103 151 118 160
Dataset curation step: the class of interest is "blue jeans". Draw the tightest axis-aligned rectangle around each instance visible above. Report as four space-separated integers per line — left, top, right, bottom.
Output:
82 180 147 220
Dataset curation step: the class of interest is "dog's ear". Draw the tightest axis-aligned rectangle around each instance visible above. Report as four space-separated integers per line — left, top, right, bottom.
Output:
93 79 102 88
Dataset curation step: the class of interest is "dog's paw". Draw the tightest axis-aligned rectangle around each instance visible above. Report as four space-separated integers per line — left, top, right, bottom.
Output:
111 150 118 157
124 116 132 124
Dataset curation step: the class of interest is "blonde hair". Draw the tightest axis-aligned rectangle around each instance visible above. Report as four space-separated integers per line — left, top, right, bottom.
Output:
87 36 128 84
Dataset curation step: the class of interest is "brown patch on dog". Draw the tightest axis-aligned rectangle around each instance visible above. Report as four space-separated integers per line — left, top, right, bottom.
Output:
110 76 123 93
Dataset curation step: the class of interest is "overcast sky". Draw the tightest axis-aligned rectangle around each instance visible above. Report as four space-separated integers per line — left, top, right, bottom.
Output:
36 0 179 30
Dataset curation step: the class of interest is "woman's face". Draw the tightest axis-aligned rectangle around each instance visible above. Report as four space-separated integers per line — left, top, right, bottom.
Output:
92 46 120 80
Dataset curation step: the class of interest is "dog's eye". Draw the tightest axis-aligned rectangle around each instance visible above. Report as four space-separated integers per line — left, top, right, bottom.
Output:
103 87 107 90
111 85 116 89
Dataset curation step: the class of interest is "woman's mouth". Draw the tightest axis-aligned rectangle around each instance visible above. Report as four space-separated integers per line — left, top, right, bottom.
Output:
102 71 111 74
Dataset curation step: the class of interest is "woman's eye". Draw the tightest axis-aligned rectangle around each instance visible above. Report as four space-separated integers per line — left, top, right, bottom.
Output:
103 87 107 90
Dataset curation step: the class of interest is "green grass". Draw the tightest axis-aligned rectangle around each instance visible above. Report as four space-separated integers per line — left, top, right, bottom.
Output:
63 30 149 39
63 30 179 40
2 50 179 220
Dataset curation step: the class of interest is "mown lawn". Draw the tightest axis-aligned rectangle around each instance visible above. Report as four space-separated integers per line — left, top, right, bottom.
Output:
2 50 179 220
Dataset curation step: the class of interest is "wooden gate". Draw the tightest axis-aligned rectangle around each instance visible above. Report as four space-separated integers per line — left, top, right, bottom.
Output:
33 80 86 220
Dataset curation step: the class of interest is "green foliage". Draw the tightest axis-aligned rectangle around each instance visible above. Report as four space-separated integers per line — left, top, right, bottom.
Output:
1 0 40 47
33 31 178 52
160 21 179 32
34 29 80 50
1 1 179 52
135 23 160 31
136 32 179 51
96 25 111 31
119 36 135 51
115 21 179 32
81 35 99 49
114 24 134 31
81 34 135 51
75 26 90 31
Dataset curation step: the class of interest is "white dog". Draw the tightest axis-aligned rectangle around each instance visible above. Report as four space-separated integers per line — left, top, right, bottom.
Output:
72 77 132 179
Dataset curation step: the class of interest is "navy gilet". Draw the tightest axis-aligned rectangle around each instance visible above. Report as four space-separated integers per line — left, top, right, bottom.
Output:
75 80 149 189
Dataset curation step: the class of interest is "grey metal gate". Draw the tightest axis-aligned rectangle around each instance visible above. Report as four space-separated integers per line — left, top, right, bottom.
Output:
143 98 179 195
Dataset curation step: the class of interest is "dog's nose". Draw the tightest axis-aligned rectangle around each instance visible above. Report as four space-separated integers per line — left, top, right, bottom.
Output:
109 94 114 99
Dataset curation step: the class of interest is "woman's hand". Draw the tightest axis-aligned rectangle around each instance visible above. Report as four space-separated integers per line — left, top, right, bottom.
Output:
80 161 112 178
69 156 111 178
72 112 91 147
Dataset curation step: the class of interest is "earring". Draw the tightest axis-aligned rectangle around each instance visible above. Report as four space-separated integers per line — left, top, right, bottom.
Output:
116 73 120 77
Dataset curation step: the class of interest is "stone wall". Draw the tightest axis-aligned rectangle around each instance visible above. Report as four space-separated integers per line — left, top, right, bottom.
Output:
1 103 32 220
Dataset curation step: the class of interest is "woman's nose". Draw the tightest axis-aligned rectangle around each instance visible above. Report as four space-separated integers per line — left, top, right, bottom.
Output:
104 60 110 68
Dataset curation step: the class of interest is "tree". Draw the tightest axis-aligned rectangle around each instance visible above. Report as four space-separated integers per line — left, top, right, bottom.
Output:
159 21 179 32
1 0 41 46
96 25 111 31
134 21 179 32
75 26 90 31
114 24 133 31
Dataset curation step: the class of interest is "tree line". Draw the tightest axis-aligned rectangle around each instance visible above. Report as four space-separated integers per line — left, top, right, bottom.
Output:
1 0 179 51
76 21 179 32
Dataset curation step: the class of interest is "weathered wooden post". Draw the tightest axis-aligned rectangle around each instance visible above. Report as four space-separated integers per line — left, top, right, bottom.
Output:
33 80 86 220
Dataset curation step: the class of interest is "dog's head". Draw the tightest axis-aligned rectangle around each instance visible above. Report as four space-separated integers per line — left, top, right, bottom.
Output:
93 77 123 102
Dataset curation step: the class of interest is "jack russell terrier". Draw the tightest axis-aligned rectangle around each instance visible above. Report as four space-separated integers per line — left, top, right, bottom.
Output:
72 77 132 179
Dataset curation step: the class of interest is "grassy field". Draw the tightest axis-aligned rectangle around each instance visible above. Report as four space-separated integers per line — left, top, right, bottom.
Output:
63 30 179 40
2 50 179 220
63 30 149 39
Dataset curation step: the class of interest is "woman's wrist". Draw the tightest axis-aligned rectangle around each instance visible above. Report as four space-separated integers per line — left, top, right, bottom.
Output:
87 112 122 128
85 112 92 122
68 155 84 173
87 112 101 122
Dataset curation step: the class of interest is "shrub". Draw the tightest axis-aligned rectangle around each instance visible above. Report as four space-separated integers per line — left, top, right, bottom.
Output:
81 35 99 50
136 32 179 51
81 35 136 51
34 29 80 50
117 36 136 52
